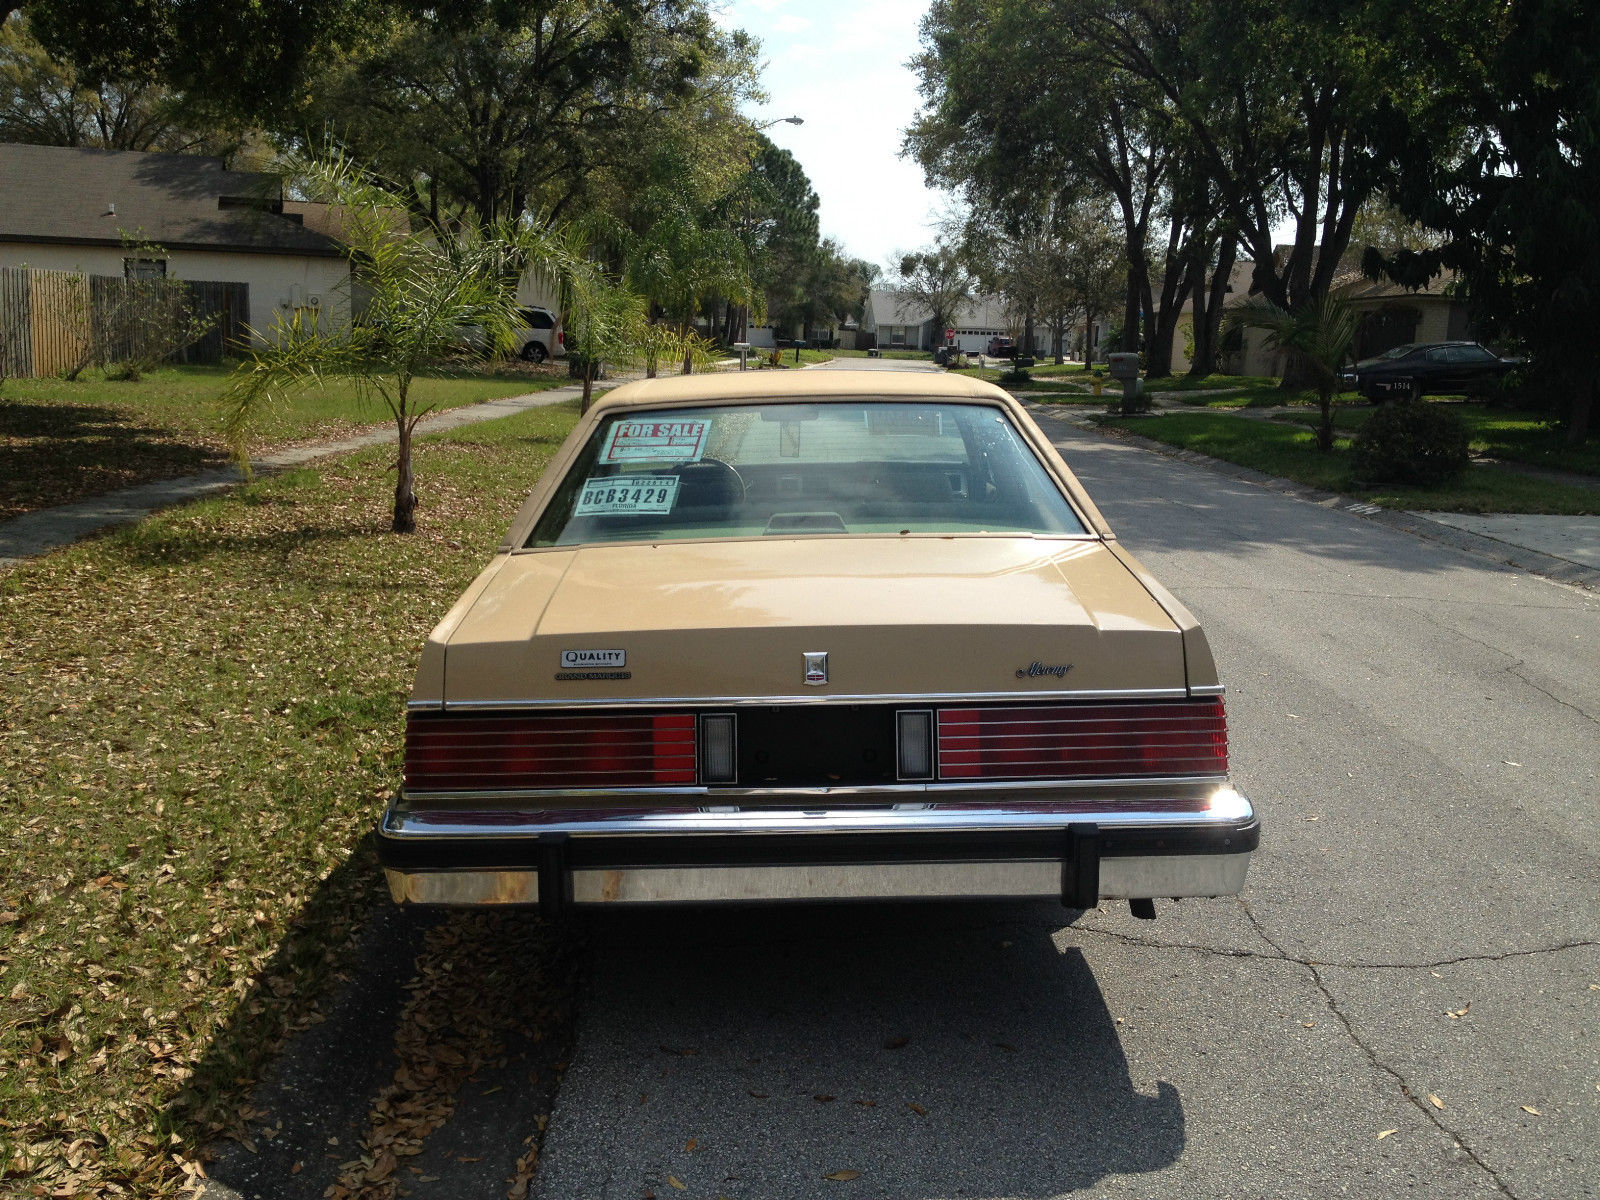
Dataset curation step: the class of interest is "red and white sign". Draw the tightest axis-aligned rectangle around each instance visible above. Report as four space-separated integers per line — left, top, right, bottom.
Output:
599 419 710 464
945 328 955 341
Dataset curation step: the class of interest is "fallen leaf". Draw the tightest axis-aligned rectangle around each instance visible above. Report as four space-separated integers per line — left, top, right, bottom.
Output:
667 1175 687 1191
1377 1130 1397 1140
883 1036 909 1050
685 1138 699 1152
992 1041 1018 1053
1521 1106 1542 1116
1447 1003 1471 1019
1302 1022 1315 1029
1503 760 1521 767
0 911 18 924
853 1100 876 1107
290 1161 303 1175
747 1091 769 1099
907 1103 928 1116
1428 1094 1444 1109
823 1170 861 1181
814 1094 836 1103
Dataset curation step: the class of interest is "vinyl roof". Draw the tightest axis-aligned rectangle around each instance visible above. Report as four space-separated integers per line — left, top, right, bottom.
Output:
593 369 1010 409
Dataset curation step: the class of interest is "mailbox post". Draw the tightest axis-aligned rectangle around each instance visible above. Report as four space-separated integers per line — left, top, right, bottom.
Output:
733 341 751 371
1106 352 1147 415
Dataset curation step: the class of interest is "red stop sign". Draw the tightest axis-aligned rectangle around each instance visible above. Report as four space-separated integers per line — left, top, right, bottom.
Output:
945 328 955 340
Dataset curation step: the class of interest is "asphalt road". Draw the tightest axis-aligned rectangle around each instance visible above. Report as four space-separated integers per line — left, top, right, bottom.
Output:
209 366 1598 1200
527 390 1599 1199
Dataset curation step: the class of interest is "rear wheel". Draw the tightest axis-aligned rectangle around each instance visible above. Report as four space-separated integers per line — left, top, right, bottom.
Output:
520 341 549 364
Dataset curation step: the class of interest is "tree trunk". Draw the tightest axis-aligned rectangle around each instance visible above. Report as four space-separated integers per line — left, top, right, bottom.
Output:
1316 385 1335 453
1565 375 1593 445
392 418 417 533
581 362 595 414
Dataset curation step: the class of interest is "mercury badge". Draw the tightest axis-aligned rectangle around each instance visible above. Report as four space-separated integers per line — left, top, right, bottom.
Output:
1016 661 1074 680
803 651 829 686
557 648 630 681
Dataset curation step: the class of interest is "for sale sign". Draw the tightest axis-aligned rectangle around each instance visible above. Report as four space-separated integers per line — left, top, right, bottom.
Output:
599 419 710 464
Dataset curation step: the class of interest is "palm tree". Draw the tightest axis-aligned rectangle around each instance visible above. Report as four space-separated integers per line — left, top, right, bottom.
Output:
222 153 578 532
1226 294 1360 452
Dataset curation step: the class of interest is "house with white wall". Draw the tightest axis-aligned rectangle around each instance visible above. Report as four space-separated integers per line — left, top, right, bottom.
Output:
0 144 350 341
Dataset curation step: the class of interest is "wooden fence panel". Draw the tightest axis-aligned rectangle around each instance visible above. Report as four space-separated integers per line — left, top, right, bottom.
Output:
27 269 90 377
3 270 253 376
0 267 33 380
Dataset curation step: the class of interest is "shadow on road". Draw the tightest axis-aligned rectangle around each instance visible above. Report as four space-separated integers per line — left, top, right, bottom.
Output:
536 902 1183 1199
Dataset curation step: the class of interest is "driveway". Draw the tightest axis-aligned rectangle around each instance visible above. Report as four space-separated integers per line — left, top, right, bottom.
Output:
207 362 1599 1200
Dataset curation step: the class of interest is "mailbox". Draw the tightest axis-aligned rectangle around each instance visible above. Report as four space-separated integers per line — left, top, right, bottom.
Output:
1107 352 1141 380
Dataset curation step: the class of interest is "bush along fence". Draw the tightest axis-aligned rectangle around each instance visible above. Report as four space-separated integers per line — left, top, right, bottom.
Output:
0 267 249 380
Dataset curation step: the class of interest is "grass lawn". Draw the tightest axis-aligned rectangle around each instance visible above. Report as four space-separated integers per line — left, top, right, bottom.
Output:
1142 372 1280 395
0 362 565 522
0 401 582 1195
1099 411 1600 513
829 347 932 361
1177 385 1368 410
1276 402 1600 479
750 347 836 368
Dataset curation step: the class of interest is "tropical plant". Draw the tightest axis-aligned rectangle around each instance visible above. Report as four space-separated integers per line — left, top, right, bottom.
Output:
1226 295 1359 453
222 154 575 533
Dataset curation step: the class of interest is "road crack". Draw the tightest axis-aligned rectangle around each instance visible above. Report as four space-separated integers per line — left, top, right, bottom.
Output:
1073 922 1599 971
1236 901 1522 1200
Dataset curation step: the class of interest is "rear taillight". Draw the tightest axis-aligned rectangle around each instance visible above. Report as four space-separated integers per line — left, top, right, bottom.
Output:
405 712 696 791
557 330 564 345
937 698 1227 780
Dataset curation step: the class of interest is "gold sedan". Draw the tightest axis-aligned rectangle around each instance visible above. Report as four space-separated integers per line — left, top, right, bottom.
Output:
379 371 1258 916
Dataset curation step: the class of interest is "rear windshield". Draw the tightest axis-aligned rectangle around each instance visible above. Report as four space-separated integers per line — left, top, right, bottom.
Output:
527 401 1088 546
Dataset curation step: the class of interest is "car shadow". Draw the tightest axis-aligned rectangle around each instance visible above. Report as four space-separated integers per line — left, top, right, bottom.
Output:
189 894 1179 1200
534 902 1184 1199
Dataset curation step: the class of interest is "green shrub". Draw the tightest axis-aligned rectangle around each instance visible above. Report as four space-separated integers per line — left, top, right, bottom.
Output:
999 367 1031 383
1350 401 1470 486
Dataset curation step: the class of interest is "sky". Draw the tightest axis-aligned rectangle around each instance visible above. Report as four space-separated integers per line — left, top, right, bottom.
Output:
714 0 954 271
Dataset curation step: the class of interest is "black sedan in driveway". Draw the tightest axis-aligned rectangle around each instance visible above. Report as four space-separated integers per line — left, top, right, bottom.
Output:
1344 341 1522 401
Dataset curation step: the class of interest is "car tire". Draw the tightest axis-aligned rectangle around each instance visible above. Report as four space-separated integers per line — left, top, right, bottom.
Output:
520 342 549 364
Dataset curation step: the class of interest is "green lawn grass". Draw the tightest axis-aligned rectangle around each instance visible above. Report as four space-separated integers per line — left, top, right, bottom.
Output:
0 401 582 1195
1275 402 1600 478
829 347 933 360
751 347 837 368
1099 411 1600 513
1141 372 1280 395
0 362 565 521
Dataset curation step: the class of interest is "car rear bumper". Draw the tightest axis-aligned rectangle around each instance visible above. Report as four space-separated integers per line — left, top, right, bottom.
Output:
375 786 1259 909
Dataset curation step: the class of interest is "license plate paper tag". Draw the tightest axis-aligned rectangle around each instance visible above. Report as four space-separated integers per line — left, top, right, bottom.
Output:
599 419 710 464
574 475 680 515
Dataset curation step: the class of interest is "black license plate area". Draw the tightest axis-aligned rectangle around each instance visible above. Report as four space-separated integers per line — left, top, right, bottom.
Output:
734 705 899 788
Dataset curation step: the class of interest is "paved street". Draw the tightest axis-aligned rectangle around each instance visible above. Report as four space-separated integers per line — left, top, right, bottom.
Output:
526 381 1599 1199
208 364 1598 1200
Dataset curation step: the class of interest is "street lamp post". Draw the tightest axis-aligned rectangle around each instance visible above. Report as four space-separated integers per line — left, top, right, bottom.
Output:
756 115 805 130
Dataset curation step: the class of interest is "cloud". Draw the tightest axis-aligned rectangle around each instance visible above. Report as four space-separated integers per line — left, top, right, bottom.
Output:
772 12 812 31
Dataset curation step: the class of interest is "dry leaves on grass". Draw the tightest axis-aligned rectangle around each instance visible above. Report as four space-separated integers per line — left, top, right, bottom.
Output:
0 406 580 1198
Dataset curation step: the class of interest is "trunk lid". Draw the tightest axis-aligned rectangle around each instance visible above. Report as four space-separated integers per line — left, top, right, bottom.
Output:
440 537 1185 704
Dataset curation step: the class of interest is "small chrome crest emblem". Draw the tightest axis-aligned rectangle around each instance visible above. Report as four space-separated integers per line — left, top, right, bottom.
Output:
803 651 829 686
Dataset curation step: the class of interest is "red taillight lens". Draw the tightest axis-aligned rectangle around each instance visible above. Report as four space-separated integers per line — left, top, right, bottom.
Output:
937 698 1227 780
405 712 696 791
557 330 564 345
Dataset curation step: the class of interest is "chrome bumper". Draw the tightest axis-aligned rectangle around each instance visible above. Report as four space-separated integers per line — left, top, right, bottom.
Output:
376 786 1257 908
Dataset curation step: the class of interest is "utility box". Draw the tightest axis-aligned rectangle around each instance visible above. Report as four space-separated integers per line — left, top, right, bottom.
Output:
1107 352 1140 380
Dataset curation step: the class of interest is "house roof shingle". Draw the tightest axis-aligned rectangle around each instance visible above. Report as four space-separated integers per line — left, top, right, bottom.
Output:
0 144 343 258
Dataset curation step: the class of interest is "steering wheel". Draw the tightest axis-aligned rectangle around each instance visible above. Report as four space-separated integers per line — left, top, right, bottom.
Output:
676 456 746 505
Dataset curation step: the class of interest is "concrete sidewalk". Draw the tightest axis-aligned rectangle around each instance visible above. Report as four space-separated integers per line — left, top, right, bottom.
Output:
0 382 599 567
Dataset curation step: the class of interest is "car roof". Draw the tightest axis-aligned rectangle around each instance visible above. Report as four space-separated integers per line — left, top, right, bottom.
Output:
592 369 1009 410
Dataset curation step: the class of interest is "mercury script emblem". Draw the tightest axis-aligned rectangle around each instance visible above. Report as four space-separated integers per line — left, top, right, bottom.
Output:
803 651 829 686
1016 661 1074 679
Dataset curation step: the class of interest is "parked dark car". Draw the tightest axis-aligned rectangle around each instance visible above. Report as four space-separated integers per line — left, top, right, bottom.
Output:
986 335 1018 359
1343 342 1522 401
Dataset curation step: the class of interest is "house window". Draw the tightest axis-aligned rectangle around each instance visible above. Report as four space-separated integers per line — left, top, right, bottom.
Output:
124 258 167 281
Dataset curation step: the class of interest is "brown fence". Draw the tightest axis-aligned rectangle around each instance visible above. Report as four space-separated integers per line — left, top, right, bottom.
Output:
0 267 250 379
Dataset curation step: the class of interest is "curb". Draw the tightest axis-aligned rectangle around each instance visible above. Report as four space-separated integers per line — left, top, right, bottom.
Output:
1027 403 1600 595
